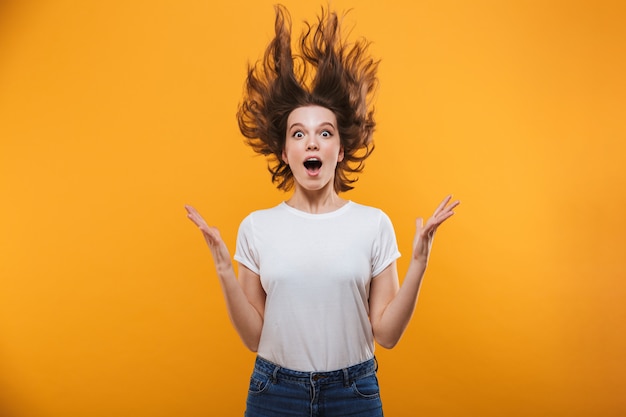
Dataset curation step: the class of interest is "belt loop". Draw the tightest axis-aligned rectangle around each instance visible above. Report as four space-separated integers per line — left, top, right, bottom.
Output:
374 356 379 372
271 365 280 384
342 367 350 387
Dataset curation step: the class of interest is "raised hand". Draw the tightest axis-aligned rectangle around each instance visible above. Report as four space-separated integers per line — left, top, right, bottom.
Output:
412 195 460 265
185 204 232 270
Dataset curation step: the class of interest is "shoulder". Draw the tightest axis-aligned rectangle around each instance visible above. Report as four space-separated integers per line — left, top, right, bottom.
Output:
239 203 287 228
348 202 392 221
347 203 397 239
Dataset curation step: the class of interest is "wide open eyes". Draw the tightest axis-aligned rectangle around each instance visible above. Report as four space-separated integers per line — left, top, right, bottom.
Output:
291 130 333 139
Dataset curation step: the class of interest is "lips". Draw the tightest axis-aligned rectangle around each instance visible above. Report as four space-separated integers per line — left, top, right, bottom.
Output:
303 158 322 175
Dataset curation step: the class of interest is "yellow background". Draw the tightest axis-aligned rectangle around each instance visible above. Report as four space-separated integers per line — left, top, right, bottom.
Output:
1 0 625 416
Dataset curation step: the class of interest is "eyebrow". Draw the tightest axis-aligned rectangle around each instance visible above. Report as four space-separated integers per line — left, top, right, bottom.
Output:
288 122 336 130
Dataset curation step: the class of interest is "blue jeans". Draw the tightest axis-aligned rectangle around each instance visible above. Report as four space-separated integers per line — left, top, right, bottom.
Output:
245 356 384 417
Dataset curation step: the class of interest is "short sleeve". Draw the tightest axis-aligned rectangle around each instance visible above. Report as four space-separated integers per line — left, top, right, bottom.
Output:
234 214 260 275
371 210 401 277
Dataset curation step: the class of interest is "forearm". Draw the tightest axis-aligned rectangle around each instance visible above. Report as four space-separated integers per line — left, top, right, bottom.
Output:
371 196 459 348
185 206 264 351
213 260 263 352
374 260 427 348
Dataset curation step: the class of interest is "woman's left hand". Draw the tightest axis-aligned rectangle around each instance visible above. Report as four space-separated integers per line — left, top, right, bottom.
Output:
412 195 460 265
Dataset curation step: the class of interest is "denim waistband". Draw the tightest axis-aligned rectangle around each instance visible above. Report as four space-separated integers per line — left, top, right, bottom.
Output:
253 356 378 386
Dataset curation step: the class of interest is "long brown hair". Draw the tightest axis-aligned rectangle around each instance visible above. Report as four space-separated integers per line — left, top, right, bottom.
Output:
237 5 379 192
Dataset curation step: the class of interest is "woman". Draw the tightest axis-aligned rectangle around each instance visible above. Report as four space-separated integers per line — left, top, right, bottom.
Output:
186 5 459 416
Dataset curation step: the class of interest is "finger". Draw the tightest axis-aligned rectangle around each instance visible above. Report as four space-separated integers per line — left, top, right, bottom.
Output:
185 207 200 221
429 209 456 229
187 213 210 233
414 218 423 240
443 199 461 212
437 210 456 223
423 217 440 234
185 206 203 224
433 195 452 216
185 205 207 223
187 215 202 228
435 199 460 219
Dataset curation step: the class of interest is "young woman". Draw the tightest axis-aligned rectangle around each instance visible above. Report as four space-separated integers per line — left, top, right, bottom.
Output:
185 5 459 416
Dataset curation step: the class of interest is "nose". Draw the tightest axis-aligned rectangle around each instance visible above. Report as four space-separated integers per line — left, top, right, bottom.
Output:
306 137 319 151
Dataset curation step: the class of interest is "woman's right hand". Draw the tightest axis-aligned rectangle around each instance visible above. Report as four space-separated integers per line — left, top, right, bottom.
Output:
185 204 232 270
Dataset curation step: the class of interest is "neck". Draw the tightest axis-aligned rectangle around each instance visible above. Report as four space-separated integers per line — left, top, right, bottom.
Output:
286 186 347 214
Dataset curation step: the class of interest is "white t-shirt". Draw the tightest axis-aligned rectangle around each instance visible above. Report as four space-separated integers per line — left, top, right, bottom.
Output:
234 201 401 372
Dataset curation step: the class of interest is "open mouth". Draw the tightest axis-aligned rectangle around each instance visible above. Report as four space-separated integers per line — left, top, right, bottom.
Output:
303 158 322 174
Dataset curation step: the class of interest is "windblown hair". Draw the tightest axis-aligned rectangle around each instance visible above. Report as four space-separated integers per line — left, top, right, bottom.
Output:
237 4 379 192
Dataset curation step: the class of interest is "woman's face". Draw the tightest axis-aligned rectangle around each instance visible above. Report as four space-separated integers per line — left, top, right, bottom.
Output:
282 105 344 192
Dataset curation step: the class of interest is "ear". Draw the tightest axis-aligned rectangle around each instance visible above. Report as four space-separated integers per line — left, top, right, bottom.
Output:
282 148 288 165
338 145 344 163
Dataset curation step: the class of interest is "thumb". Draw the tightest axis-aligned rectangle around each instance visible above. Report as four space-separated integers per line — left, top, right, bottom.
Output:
414 218 425 241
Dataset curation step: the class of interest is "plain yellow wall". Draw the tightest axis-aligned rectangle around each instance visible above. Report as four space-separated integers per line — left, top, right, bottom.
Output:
1 0 625 416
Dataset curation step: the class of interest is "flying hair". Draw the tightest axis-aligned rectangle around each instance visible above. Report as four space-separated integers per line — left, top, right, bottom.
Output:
236 4 379 192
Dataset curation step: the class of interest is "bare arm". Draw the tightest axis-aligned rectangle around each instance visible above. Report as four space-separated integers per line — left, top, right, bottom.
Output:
185 205 265 351
369 195 460 349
